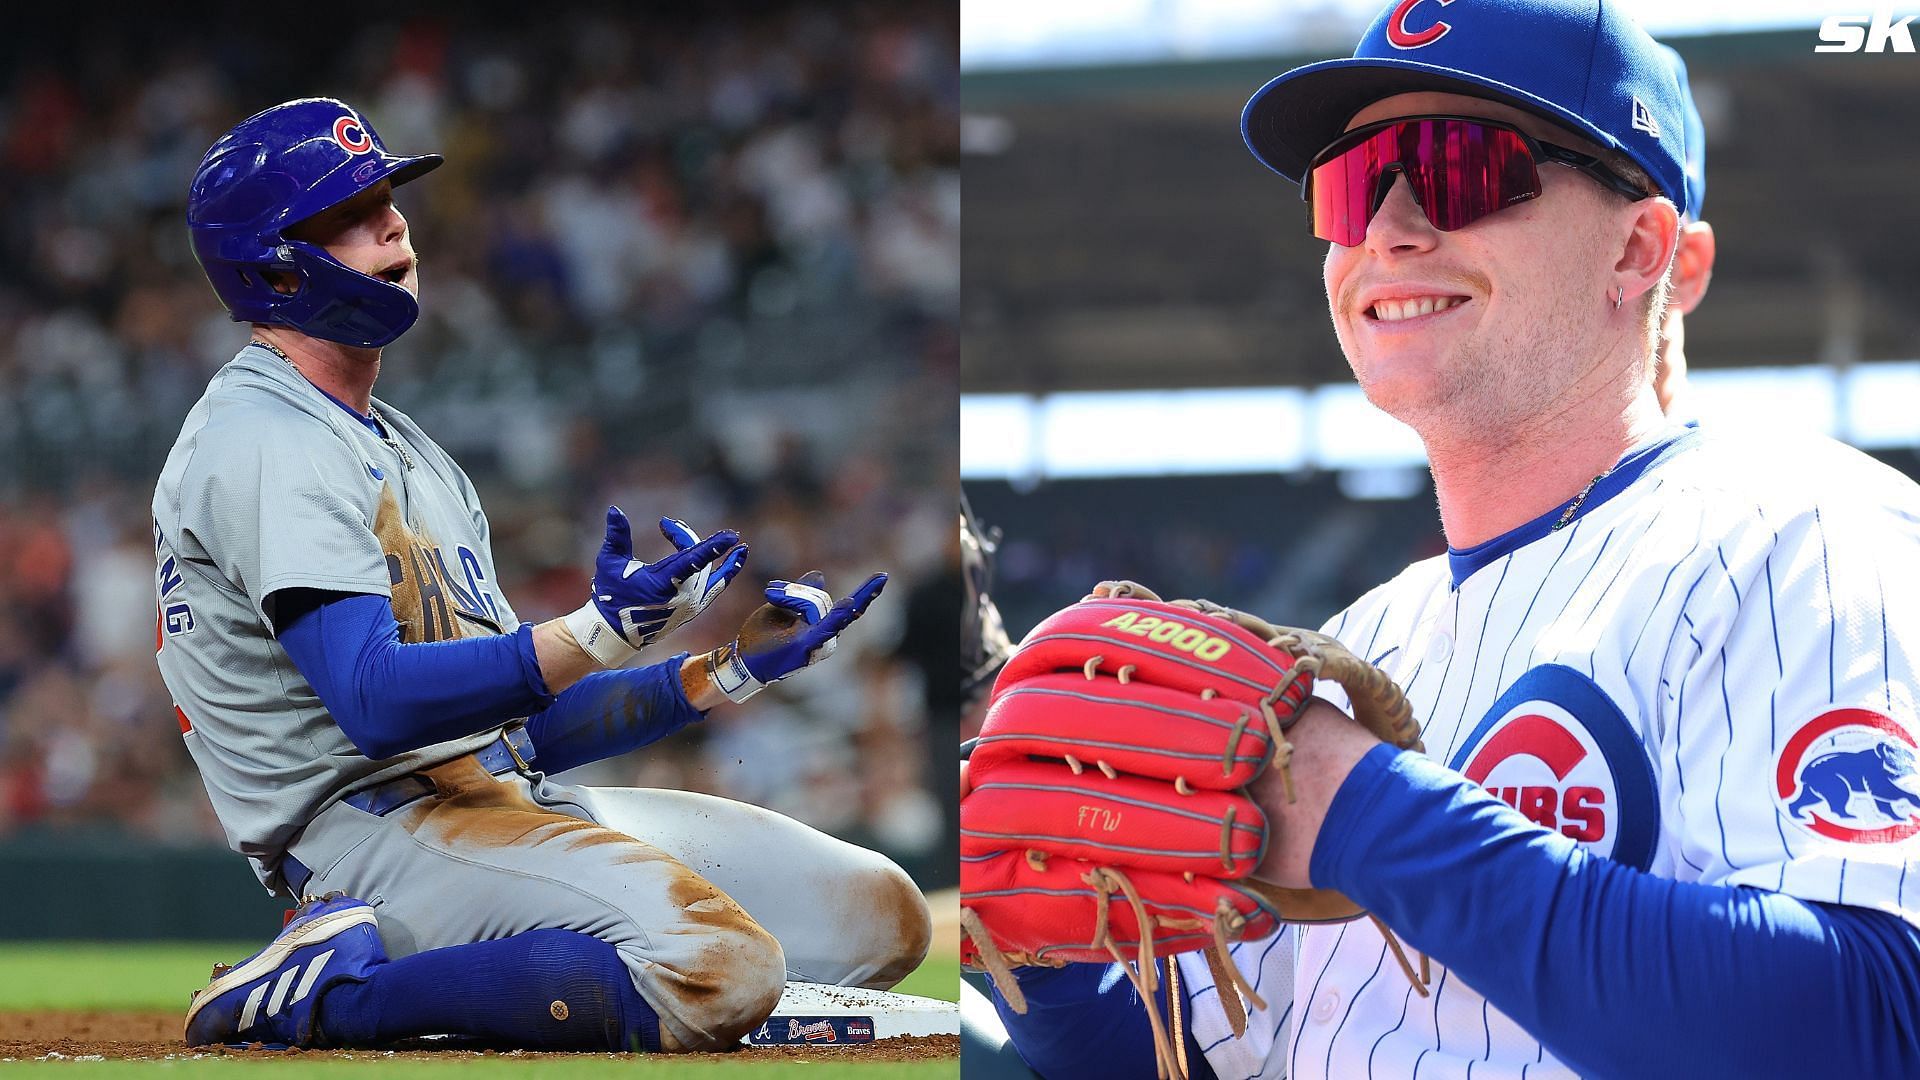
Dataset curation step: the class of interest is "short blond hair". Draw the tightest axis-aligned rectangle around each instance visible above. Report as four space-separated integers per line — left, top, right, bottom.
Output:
1600 151 1661 200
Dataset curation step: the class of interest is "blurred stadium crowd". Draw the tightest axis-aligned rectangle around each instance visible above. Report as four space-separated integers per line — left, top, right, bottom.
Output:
0 2 959 881
967 473 1442 634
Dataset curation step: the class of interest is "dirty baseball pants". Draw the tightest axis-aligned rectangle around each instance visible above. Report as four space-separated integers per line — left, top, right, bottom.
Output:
285 756 932 1049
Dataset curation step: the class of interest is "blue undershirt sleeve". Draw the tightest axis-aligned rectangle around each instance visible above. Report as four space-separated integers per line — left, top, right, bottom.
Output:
275 588 556 760
521 662 707 774
1315 744 1920 1077
275 588 707 768
985 963 1216 1080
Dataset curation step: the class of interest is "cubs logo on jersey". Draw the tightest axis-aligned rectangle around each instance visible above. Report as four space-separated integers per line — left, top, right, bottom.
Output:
1446 664 1659 869
1775 707 1920 844
370 485 501 643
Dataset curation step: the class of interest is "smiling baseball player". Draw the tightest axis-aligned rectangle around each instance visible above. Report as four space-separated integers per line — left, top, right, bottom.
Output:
156 98 927 1053
965 3 1920 1077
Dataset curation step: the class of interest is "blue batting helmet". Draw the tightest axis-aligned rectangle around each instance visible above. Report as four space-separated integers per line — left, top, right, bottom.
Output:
187 98 442 348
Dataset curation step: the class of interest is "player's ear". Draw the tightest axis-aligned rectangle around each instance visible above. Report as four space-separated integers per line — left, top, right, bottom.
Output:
1611 196 1681 309
1669 220 1716 316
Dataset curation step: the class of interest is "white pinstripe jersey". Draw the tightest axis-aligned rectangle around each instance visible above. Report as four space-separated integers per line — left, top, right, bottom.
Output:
1178 424 1920 1079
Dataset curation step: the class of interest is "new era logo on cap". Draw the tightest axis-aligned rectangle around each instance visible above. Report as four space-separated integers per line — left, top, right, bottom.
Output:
1631 96 1661 137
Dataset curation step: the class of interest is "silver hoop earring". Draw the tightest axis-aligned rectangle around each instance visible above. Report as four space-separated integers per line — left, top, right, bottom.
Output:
1612 286 1625 311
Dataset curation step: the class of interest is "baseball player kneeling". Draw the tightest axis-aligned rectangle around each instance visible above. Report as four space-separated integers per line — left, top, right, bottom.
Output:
961 3 1920 1078
156 99 927 1053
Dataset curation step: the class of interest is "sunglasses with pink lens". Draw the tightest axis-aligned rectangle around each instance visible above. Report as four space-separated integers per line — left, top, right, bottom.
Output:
1307 115 1653 247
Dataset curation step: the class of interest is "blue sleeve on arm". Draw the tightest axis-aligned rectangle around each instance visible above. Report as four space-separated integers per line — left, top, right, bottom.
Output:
1316 744 1920 1078
522 661 707 774
986 963 1215 1080
275 589 554 760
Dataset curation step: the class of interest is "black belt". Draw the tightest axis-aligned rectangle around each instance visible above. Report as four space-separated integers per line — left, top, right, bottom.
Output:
281 728 537 897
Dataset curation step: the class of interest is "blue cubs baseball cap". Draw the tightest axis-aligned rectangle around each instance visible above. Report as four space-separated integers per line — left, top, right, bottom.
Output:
1659 43 1706 218
1243 0 1691 219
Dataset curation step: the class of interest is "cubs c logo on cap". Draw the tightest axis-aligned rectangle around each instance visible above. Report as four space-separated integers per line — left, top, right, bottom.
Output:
333 115 373 154
1776 707 1920 844
1386 0 1456 50
1448 664 1659 869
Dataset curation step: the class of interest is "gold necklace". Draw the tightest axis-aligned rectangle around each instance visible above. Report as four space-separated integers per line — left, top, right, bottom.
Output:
251 338 413 471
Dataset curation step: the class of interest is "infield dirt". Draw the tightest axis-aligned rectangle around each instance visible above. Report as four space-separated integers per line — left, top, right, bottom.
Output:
0 1009 957 1063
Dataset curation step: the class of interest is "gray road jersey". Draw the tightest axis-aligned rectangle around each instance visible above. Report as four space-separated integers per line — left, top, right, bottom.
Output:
152 344 523 892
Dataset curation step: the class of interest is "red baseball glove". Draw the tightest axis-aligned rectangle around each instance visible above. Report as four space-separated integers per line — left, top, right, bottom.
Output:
960 581 1425 1078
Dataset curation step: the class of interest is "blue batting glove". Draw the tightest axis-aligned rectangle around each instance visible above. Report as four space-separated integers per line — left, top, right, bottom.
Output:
563 507 749 666
707 570 888 703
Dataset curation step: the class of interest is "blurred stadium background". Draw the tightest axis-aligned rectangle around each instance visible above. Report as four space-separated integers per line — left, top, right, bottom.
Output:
961 1 1920 744
0 1 958 939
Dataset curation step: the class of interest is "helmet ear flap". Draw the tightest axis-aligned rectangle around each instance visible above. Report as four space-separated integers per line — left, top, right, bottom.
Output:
269 240 420 349
237 261 303 299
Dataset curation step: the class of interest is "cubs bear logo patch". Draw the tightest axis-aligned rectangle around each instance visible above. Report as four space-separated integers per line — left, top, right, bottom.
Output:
1775 707 1920 844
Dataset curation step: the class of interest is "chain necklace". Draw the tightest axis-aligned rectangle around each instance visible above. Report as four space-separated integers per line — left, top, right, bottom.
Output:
251 338 413 471
1551 471 1606 531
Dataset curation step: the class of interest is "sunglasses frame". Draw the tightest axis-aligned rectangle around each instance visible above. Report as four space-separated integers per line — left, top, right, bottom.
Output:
1303 114 1655 246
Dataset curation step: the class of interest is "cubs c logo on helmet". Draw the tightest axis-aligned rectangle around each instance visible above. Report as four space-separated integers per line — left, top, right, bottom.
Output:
1775 708 1920 844
333 115 374 154
1447 664 1658 869
1386 0 1457 50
